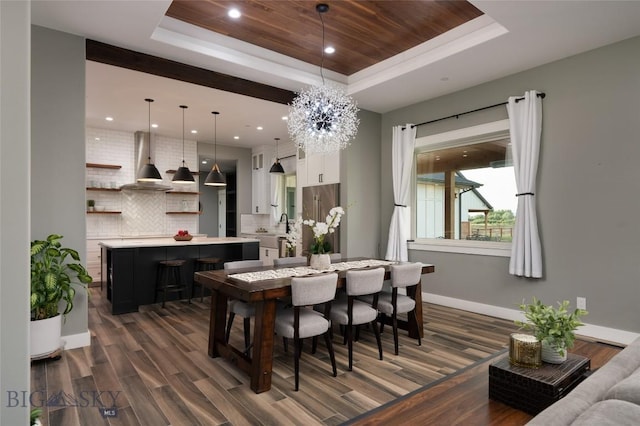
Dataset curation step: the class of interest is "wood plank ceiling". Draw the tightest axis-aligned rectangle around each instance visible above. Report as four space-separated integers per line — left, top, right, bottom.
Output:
166 0 484 76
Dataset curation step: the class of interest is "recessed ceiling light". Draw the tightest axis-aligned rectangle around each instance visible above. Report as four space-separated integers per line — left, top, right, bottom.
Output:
151 123 158 128
324 46 335 54
281 116 288 120
228 8 241 19
105 116 114 121
233 136 240 140
257 126 263 130
191 130 198 134
201 160 208 164
95 137 100 141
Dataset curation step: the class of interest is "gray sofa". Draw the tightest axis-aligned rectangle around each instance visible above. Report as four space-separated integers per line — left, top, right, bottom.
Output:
528 336 640 425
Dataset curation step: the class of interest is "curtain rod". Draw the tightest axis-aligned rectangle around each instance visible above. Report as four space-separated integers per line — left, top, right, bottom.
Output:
403 92 546 130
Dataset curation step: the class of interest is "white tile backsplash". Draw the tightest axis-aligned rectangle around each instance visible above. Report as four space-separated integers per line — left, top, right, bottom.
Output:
86 127 199 237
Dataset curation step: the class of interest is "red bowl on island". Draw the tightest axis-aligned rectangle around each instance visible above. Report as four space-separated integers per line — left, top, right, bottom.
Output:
173 230 193 241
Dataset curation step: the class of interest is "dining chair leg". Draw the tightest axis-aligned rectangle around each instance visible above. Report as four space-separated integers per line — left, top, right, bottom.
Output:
243 317 251 350
379 313 387 334
225 312 235 343
413 309 422 346
371 319 383 360
347 323 354 371
392 311 399 355
323 332 337 377
294 338 302 391
311 336 318 354
283 337 288 353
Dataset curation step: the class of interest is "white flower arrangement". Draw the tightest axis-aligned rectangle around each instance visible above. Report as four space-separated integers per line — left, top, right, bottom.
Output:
284 206 345 255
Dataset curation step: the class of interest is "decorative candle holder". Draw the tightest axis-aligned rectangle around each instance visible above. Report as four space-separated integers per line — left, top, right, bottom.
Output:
509 333 541 368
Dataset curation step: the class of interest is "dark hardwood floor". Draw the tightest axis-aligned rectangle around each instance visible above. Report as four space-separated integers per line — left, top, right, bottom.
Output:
30 287 622 425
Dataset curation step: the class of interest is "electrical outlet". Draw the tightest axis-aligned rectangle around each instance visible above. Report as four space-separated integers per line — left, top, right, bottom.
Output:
577 297 587 310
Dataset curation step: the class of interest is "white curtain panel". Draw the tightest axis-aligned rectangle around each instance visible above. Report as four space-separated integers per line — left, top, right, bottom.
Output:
385 124 416 261
271 173 281 224
507 90 543 278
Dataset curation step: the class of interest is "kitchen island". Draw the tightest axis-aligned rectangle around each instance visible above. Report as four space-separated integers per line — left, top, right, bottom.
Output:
99 237 259 314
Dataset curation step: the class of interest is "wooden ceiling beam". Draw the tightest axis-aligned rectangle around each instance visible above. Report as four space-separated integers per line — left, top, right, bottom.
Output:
86 39 296 105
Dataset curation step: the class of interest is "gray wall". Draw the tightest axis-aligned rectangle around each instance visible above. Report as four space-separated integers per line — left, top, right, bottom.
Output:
381 35 640 333
198 143 251 230
198 176 219 236
0 2 30 423
31 26 88 336
342 108 382 258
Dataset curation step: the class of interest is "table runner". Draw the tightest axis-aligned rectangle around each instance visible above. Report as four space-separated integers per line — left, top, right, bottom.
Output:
229 259 396 283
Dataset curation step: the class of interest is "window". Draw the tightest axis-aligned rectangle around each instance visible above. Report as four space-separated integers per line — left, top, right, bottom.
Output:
411 120 515 256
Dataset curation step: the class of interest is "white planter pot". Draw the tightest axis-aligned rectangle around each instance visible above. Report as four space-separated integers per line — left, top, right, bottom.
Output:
30 314 62 358
310 253 331 271
541 341 567 364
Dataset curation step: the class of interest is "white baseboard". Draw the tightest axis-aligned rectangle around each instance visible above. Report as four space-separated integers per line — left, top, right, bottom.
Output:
62 330 91 350
424 292 639 346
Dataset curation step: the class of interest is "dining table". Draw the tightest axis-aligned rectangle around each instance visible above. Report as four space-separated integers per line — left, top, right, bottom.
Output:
194 258 435 393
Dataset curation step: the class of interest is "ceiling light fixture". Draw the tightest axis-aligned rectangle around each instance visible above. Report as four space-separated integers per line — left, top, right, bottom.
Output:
205 111 226 187
287 3 359 154
172 105 195 183
269 138 285 174
228 8 241 19
137 98 162 182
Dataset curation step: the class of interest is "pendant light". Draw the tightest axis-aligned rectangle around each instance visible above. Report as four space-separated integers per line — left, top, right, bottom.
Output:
172 105 195 183
287 3 359 154
205 111 226 186
137 98 162 182
269 138 285 174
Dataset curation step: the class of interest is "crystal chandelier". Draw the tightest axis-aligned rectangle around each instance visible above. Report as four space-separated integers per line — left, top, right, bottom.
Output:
287 3 359 154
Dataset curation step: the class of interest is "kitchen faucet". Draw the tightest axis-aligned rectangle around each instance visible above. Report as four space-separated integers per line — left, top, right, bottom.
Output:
280 213 290 234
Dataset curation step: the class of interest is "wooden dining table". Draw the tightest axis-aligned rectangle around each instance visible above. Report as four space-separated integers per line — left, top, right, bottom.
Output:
194 258 435 393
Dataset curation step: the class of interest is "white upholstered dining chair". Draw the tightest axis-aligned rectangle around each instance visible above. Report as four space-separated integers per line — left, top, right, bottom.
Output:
330 267 385 370
275 273 338 391
223 259 263 351
361 262 423 355
273 256 308 267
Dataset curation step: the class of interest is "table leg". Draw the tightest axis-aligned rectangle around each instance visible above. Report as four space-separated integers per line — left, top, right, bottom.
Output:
208 289 228 357
250 299 277 393
407 280 424 339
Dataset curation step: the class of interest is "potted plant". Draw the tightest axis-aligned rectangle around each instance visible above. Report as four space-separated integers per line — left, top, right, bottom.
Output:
302 206 344 270
86 199 95 212
30 408 42 426
30 234 92 358
515 297 587 363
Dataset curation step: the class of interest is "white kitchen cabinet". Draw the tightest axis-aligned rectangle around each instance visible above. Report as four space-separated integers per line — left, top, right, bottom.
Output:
259 246 277 266
299 149 340 187
251 146 274 214
86 239 102 284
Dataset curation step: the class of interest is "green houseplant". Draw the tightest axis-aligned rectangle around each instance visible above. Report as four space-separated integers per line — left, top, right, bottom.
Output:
515 297 587 363
30 234 91 357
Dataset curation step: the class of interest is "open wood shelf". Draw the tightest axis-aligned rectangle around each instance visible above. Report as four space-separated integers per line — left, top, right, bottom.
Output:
87 211 121 214
86 163 122 169
166 191 201 195
166 211 202 215
86 187 121 192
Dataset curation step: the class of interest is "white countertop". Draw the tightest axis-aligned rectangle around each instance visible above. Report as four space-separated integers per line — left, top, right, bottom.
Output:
98 237 259 249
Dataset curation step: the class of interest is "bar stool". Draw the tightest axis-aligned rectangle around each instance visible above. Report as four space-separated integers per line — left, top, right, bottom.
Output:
155 259 187 308
192 257 221 302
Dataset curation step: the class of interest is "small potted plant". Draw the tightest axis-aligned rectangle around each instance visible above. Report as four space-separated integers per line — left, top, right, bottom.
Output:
86 199 95 212
30 234 92 358
30 408 42 425
303 206 345 270
515 297 587 363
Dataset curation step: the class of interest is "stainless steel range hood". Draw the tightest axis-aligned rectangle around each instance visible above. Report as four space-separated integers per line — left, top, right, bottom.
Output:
120 131 172 191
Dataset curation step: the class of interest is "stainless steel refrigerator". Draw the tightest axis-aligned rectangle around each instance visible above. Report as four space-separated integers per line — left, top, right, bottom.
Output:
302 183 340 255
